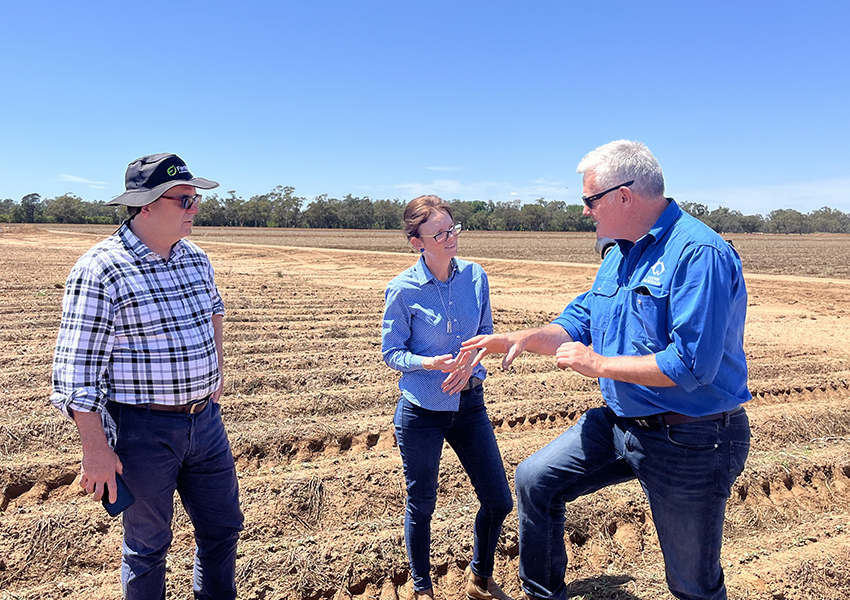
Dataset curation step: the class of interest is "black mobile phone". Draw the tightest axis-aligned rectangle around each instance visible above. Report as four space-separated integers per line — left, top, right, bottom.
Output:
102 473 135 517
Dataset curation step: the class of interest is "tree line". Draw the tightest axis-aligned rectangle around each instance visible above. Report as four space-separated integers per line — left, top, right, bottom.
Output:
3 188 850 234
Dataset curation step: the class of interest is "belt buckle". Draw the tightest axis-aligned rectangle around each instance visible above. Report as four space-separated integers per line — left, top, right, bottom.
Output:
188 400 207 414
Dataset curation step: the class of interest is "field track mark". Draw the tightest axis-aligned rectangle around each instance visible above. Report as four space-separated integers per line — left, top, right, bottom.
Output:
732 457 850 510
229 382 850 474
231 406 587 468
750 379 850 404
277 454 850 600
1 466 78 511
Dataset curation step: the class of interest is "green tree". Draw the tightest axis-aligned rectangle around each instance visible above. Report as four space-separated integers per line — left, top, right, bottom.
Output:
555 203 595 232
44 193 85 223
679 201 709 220
20 193 43 223
242 193 274 227
0 198 14 222
767 208 807 234
268 185 303 228
339 194 373 229
302 195 340 229
520 202 547 231
223 191 246 227
372 198 403 229
195 193 225 226
704 206 744 233
807 206 849 233
738 214 764 233
491 200 522 230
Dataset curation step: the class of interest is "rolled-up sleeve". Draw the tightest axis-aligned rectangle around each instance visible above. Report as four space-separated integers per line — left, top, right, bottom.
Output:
478 271 494 336
654 245 733 392
551 289 592 346
51 262 115 418
207 260 225 316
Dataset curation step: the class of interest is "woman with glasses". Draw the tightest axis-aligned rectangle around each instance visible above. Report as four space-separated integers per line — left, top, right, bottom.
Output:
382 195 514 600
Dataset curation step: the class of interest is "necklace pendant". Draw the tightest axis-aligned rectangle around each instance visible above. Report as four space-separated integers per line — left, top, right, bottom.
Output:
447 321 452 334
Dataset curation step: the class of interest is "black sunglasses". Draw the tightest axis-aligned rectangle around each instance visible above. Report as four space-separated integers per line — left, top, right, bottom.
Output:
581 180 634 209
161 194 202 210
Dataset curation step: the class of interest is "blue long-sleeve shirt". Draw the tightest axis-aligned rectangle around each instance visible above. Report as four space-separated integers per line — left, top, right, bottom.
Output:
553 199 751 417
382 257 492 411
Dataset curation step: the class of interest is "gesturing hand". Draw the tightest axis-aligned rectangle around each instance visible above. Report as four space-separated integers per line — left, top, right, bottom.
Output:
555 341 603 378
461 333 527 371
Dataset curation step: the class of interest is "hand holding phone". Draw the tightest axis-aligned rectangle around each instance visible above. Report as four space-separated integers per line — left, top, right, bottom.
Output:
102 473 135 517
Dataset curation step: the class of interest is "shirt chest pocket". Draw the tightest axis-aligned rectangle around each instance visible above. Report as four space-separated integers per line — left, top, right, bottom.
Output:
411 305 445 331
630 286 670 353
589 279 619 347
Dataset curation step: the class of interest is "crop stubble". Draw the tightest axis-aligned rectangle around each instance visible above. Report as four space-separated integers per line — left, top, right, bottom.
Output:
1 225 849 600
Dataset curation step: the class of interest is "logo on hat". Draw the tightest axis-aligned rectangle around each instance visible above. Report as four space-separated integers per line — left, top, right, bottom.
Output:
167 165 190 177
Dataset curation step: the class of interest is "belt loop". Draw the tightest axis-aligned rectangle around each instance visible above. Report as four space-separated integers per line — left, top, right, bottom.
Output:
724 411 730 427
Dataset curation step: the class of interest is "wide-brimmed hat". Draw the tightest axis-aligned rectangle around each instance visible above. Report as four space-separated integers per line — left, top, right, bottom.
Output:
106 153 219 207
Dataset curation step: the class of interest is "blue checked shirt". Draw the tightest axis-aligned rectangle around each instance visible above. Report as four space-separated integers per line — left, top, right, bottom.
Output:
382 257 492 411
51 223 224 418
553 200 750 417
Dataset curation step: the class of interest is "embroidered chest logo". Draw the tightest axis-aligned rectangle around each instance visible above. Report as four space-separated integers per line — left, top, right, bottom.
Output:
642 260 665 286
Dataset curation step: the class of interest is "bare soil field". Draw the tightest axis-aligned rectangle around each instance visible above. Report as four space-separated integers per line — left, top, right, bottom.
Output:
1 224 849 600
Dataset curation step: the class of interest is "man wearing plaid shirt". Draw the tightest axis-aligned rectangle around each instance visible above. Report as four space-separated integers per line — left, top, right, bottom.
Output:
51 153 243 600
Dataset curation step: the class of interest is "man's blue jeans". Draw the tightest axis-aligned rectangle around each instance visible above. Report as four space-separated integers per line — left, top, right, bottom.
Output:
515 405 750 600
394 385 514 591
108 401 244 600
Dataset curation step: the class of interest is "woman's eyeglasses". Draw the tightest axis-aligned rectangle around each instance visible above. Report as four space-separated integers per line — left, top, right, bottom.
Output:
427 223 463 243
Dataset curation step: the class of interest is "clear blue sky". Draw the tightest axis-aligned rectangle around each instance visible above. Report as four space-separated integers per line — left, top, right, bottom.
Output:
2 1 848 216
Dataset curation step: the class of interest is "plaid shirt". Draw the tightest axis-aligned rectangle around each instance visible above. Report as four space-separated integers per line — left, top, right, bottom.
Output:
51 223 224 418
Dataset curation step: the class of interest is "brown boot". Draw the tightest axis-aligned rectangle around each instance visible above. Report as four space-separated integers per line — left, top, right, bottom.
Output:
465 566 515 600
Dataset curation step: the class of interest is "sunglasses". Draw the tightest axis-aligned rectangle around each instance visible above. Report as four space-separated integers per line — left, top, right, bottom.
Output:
160 194 202 210
581 180 634 209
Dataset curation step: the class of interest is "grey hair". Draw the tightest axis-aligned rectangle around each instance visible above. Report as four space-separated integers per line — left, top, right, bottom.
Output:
576 140 665 199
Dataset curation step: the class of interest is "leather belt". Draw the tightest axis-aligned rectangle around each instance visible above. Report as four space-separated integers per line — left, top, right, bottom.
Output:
628 405 743 429
461 376 484 391
145 398 210 414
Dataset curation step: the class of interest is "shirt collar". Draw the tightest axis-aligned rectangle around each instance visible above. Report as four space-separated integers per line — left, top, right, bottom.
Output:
646 197 680 242
616 198 680 255
116 222 186 261
413 255 457 284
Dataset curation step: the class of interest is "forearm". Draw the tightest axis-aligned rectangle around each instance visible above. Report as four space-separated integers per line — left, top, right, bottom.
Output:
73 410 111 453
518 323 574 356
212 314 224 401
213 314 223 373
598 354 676 387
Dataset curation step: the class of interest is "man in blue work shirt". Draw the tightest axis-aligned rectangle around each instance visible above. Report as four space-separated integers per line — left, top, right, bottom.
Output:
462 140 751 600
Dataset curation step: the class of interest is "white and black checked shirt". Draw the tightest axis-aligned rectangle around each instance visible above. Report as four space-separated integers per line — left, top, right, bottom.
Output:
51 223 224 418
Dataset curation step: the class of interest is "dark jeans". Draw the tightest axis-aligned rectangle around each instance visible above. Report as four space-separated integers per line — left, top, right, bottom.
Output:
515 405 750 600
108 401 244 600
393 385 513 591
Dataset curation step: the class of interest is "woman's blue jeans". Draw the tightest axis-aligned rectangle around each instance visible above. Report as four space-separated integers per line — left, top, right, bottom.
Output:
394 385 514 591
515 405 750 600
108 401 244 600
